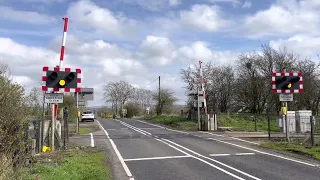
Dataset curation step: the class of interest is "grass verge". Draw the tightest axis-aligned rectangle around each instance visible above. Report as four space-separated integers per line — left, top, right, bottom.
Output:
217 114 279 132
69 127 93 134
262 141 320 160
142 115 197 131
20 147 112 180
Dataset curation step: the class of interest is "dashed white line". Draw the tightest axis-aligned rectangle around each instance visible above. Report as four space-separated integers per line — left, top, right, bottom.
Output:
209 153 256 157
124 155 191 162
235 153 255 156
207 138 318 167
120 120 260 180
162 139 261 180
90 133 94 147
209 154 230 156
97 120 135 180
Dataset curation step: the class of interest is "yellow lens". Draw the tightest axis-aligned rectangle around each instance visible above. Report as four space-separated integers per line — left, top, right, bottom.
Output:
59 79 66 86
287 83 292 88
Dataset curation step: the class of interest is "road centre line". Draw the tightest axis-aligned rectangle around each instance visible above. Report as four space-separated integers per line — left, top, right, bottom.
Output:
162 139 261 180
126 120 319 167
96 120 134 180
118 120 260 180
235 153 255 156
209 153 255 157
123 155 191 162
207 138 318 167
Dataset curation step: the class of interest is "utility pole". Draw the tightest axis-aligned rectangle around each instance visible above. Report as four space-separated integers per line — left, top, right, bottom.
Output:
197 88 201 130
158 76 161 116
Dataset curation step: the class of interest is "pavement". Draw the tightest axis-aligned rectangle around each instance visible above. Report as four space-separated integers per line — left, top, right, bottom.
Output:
69 119 320 180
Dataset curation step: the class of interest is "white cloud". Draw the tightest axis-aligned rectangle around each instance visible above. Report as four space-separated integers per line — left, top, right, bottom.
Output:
67 0 140 37
137 36 177 66
178 41 238 65
0 6 56 24
209 0 240 8
270 35 320 57
243 0 320 38
119 0 181 11
179 4 231 32
242 1 252 8
169 0 181 6
22 0 64 3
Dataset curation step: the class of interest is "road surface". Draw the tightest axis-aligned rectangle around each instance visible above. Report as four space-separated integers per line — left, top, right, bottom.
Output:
96 119 320 180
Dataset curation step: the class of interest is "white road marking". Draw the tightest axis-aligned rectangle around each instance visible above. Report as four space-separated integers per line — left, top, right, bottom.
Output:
207 138 319 167
230 137 260 145
90 133 94 147
136 120 165 128
201 132 224 137
139 127 162 130
209 154 230 156
209 153 256 156
124 155 191 162
235 153 255 156
136 120 189 134
96 120 135 180
162 139 261 180
120 120 258 180
202 132 260 145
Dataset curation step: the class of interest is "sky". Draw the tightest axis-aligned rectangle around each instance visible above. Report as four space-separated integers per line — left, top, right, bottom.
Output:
1 0 320 106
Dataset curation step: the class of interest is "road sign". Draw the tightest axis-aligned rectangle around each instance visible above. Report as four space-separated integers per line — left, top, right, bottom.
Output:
45 93 63 104
279 93 293 102
77 88 94 101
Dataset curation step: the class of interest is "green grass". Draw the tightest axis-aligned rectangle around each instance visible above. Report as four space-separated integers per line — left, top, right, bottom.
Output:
217 114 279 132
262 142 320 160
21 147 112 180
68 127 93 134
141 113 281 132
143 115 198 131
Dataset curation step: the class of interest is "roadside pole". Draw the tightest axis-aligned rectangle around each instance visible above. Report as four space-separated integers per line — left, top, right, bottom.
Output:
267 105 271 140
310 116 315 147
50 104 55 151
76 92 79 134
197 88 200 130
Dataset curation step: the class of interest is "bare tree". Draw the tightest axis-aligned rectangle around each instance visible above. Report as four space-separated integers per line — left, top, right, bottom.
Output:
103 81 135 116
180 44 320 115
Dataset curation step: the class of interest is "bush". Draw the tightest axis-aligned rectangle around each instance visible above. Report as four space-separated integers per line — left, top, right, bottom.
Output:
124 103 142 118
0 63 29 179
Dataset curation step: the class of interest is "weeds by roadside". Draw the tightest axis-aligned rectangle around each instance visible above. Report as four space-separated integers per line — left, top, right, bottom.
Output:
141 115 197 131
19 146 112 180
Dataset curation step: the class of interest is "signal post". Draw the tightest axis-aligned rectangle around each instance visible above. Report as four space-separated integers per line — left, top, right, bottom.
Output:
42 66 82 151
272 72 303 141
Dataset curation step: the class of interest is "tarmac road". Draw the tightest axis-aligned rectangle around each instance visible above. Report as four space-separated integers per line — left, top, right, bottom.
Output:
95 119 320 180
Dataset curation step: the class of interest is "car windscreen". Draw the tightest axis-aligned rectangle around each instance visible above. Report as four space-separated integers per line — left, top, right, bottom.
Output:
83 112 93 114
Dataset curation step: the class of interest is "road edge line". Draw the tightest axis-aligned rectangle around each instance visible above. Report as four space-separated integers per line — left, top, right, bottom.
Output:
96 120 135 180
207 137 318 167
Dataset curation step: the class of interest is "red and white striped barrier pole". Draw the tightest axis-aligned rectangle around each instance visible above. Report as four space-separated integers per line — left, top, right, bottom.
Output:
199 61 209 130
54 18 69 119
59 17 68 68
199 61 207 114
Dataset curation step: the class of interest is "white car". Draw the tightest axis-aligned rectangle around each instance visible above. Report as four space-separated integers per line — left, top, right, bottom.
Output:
81 111 95 122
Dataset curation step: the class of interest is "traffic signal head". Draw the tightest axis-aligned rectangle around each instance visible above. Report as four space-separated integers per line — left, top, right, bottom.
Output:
275 76 300 90
46 70 78 88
